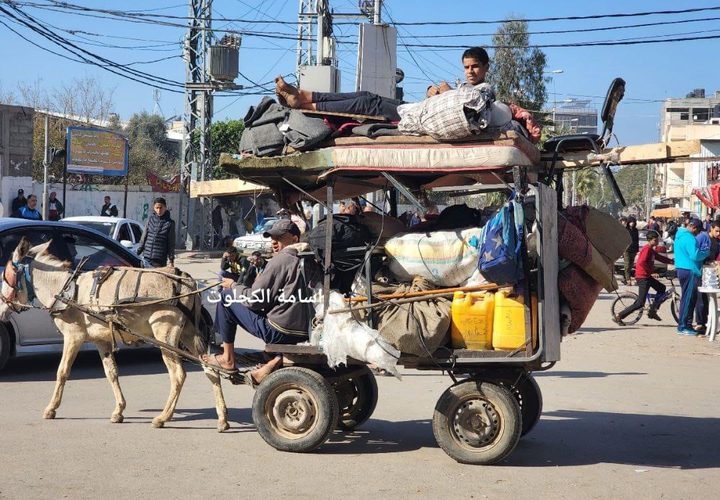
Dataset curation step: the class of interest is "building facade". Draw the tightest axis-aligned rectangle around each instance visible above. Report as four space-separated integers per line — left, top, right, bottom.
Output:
657 89 720 215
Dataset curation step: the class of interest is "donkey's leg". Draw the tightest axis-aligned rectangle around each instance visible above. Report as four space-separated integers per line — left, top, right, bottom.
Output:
96 341 127 423
43 334 84 419
203 368 229 432
152 349 186 428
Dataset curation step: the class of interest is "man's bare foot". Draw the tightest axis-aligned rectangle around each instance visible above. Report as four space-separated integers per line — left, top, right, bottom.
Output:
274 76 300 108
201 353 236 371
249 355 283 385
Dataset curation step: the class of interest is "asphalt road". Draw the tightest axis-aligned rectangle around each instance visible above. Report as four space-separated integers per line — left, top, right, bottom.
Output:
1 256 719 499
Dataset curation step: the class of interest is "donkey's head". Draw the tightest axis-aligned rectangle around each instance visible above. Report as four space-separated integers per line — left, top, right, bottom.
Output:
0 238 52 321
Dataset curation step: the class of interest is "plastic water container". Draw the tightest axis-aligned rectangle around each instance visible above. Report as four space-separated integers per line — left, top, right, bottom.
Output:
492 290 537 351
450 291 494 350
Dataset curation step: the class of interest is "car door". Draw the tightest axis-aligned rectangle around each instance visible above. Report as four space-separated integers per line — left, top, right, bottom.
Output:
130 223 143 253
0 228 61 345
116 222 135 251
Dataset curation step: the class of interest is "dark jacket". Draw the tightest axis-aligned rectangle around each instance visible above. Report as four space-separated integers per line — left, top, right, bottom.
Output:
11 196 26 217
626 226 639 253
233 243 321 337
101 203 118 217
138 211 176 265
47 198 64 221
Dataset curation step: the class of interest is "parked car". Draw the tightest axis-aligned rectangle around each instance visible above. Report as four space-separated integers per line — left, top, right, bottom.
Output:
233 217 279 256
0 219 212 372
61 216 144 253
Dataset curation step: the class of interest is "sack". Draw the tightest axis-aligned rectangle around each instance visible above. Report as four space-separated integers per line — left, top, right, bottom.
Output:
307 215 373 294
307 215 372 256
375 277 451 356
478 199 524 285
434 203 483 231
384 227 484 287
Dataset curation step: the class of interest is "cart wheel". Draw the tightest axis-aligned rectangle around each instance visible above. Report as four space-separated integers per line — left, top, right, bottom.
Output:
497 374 543 436
432 380 521 465
611 292 642 325
333 366 378 430
252 367 339 453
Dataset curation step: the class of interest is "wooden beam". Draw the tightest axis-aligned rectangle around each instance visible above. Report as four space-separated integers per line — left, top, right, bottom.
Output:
189 178 268 198
544 139 703 168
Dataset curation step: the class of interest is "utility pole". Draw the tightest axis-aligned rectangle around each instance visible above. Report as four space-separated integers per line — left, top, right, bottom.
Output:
182 0 214 250
42 114 49 220
645 163 653 221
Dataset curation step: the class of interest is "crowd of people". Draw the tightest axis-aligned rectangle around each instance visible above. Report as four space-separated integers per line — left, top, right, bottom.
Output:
616 213 720 336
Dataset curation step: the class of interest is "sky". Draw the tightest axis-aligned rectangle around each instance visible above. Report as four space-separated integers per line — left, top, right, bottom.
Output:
1 0 720 146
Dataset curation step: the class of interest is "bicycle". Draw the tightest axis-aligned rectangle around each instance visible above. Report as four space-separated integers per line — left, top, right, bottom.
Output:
610 272 680 325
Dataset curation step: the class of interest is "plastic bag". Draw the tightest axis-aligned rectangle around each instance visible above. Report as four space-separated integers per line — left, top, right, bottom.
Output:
312 292 400 377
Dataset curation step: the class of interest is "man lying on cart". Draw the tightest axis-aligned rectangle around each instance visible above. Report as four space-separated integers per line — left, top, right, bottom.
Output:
203 220 322 385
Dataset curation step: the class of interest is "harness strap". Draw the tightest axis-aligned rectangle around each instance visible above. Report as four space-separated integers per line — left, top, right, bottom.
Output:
113 269 128 305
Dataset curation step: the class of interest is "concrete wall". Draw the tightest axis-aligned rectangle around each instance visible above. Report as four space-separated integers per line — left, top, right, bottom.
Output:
0 104 34 216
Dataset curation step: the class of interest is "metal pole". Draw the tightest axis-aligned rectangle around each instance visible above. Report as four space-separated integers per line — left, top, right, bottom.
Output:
62 138 68 213
42 114 49 220
645 163 653 221
123 165 129 218
316 0 324 65
373 0 382 24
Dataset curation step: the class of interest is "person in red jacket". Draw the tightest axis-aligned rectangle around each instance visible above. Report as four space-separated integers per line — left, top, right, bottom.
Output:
614 230 674 325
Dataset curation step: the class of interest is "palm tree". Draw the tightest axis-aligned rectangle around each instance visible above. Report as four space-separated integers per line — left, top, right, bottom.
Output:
574 168 599 205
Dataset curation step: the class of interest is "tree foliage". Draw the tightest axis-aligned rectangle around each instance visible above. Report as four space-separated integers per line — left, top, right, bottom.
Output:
488 19 547 112
191 118 245 179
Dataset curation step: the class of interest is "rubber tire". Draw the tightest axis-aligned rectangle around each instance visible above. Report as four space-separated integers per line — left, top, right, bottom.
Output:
670 293 680 324
0 323 10 372
497 374 543 436
333 366 378 430
252 366 339 453
432 380 522 465
611 292 642 325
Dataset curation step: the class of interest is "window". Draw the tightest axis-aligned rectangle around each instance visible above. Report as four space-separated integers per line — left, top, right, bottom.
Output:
130 224 143 243
58 231 135 270
0 230 54 266
692 108 711 122
117 223 132 242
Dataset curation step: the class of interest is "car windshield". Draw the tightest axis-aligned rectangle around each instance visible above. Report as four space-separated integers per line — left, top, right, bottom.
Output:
72 221 115 237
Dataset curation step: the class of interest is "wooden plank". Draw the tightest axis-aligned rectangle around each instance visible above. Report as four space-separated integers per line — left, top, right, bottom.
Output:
538 183 562 362
544 139 702 168
189 178 269 198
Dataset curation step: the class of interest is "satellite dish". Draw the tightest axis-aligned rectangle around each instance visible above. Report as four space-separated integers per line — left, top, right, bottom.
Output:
395 68 404 84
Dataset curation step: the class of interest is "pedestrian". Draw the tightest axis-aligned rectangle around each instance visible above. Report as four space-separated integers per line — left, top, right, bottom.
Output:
694 222 720 332
17 194 42 220
137 197 176 268
212 204 224 248
623 216 639 285
100 196 118 217
704 214 712 232
647 217 660 232
220 245 244 282
241 251 266 287
47 191 64 221
674 219 709 335
613 230 674 325
10 188 26 217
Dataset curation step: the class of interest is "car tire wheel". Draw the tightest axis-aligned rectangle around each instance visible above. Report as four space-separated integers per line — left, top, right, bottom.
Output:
0 323 12 372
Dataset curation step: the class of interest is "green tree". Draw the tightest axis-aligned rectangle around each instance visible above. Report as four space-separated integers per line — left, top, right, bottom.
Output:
191 118 245 179
488 19 547 112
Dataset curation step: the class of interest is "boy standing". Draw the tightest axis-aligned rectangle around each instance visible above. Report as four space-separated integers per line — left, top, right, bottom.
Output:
674 219 709 335
614 230 673 325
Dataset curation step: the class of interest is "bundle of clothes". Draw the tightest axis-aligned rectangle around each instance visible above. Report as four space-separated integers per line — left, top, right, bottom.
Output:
239 83 541 158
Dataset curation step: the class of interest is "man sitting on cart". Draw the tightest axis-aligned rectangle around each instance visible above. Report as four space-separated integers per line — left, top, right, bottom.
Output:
203 220 321 384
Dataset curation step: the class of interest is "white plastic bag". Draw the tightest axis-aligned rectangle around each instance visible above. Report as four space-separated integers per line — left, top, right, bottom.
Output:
312 292 400 377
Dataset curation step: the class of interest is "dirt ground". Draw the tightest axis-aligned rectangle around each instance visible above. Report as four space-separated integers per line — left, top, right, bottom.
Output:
1 255 718 499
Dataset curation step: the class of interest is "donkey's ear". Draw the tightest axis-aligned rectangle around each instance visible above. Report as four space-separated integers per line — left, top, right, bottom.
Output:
26 240 52 258
13 237 32 260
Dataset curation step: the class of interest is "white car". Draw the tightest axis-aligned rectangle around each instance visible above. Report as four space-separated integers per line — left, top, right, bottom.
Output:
62 216 144 253
233 218 278 256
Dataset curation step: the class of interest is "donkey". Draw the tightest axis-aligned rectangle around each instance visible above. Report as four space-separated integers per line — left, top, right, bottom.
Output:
0 237 229 432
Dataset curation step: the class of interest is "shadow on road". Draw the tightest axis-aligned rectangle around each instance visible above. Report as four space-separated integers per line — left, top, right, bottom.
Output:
508 409 720 469
535 370 646 379
320 419 436 454
0 349 202 383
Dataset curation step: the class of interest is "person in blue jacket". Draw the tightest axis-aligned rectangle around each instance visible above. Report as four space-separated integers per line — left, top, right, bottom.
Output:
17 194 42 220
674 219 709 335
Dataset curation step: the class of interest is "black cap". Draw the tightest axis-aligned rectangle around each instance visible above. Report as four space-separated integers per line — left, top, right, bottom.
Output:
263 219 300 239
690 218 703 230
18 189 24 194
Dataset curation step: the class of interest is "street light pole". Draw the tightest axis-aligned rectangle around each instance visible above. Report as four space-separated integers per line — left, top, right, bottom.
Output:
549 69 564 130
42 114 49 220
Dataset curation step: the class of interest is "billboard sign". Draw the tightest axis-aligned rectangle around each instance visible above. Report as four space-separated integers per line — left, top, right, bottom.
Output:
67 126 128 176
